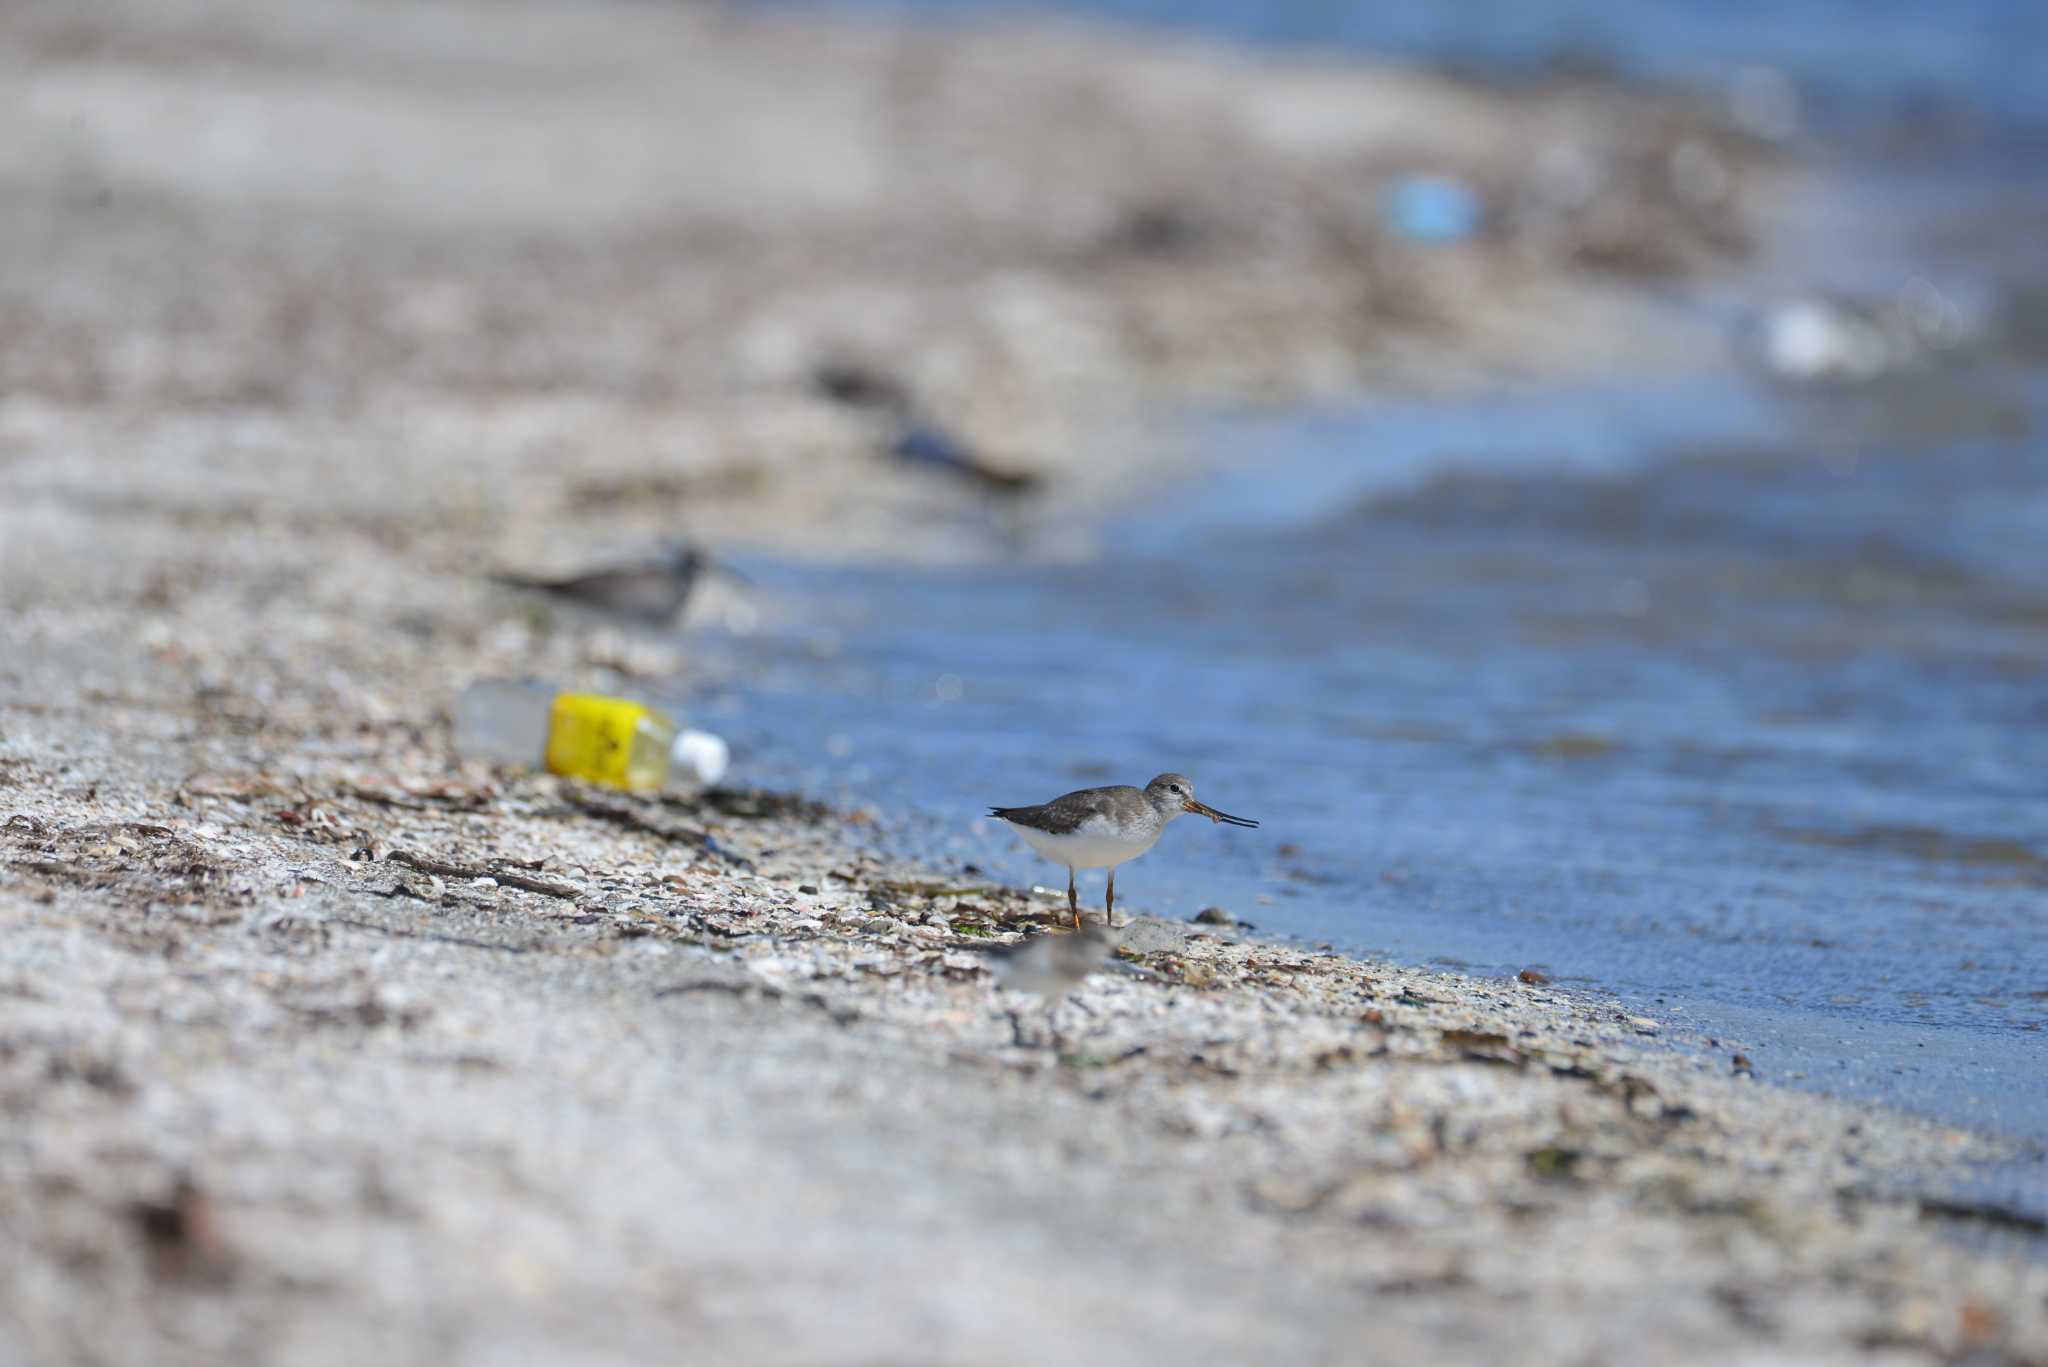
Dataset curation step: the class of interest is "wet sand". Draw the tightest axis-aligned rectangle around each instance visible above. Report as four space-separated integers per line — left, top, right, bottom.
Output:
4 0 2046 1363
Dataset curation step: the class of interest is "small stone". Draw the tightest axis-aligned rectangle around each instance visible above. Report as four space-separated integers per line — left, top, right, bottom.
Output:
1518 968 1551 985
1629 1016 1659 1033
1959 1298 2001 1349
1732 1052 1754 1074
1192 906 1235 925
797 884 819 895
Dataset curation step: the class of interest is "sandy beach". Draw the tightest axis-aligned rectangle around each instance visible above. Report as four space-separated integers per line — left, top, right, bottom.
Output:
4 1 2046 1363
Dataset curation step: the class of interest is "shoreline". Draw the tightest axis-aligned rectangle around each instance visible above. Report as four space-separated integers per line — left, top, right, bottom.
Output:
6 0 2047 1361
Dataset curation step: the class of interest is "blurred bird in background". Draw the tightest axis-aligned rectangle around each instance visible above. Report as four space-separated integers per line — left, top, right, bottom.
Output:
982 924 1121 1050
982 924 1119 1000
814 361 1038 494
492 542 738 626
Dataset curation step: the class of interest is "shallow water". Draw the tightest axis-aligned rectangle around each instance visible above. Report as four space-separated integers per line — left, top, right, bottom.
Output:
723 0 2048 1223
686 361 2048 1233
689 287 2046 1234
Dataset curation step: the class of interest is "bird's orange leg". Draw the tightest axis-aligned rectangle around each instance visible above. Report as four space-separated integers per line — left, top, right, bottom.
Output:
1067 868 1079 930
1106 867 1116 929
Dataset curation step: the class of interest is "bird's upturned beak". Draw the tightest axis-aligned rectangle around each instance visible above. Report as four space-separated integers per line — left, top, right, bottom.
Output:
1185 799 1258 828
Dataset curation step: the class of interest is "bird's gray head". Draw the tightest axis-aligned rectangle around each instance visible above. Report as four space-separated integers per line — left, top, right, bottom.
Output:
662 543 707 579
1146 773 1196 819
1146 773 1260 829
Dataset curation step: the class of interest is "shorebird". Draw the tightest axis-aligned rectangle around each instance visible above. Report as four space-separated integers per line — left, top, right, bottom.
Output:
982 925 1118 999
988 773 1258 929
982 924 1120 1050
813 360 1037 493
492 543 728 625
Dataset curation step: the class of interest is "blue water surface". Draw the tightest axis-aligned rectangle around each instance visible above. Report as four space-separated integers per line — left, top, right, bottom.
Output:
766 0 2048 136
717 0 2048 1226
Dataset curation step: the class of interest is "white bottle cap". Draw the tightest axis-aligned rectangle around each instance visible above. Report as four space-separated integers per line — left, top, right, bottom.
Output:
670 729 729 788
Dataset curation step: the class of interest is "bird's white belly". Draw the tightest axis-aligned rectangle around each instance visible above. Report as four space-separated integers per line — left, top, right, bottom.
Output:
1011 820 1157 870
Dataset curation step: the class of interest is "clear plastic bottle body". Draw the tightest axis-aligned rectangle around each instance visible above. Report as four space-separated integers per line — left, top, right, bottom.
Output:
452 681 724 792
452 680 557 768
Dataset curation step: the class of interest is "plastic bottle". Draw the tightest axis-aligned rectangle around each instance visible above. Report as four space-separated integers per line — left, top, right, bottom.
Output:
452 680 728 792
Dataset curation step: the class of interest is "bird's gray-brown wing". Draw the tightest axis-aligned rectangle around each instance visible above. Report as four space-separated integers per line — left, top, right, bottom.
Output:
987 801 1081 833
988 785 1135 835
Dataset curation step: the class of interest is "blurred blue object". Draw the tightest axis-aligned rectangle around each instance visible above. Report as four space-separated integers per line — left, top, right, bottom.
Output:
1380 175 1483 244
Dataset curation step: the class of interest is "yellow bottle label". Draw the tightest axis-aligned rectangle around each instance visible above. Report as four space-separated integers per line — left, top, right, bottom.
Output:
545 693 669 790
